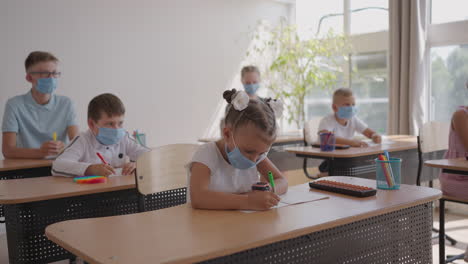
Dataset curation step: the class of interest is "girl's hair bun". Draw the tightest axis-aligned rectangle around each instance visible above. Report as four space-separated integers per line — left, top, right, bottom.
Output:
223 89 237 104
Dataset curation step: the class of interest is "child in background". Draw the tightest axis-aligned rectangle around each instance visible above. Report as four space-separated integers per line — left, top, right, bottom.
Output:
2 51 79 158
317 88 382 176
241 65 263 100
189 89 287 211
52 93 150 177
219 65 264 135
318 88 381 147
438 84 468 261
439 107 468 198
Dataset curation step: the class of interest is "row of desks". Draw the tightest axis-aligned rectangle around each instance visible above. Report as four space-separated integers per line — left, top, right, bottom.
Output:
45 177 440 264
1 149 466 263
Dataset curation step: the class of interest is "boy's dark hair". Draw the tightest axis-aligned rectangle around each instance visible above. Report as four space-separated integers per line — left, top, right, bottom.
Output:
25 51 59 71
88 93 126 122
241 65 260 78
223 89 276 141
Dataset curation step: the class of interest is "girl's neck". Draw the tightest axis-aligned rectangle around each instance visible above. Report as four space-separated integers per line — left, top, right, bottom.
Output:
216 139 229 162
31 88 51 105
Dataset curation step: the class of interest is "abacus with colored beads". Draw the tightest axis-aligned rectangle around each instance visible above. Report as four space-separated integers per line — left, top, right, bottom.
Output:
309 179 376 197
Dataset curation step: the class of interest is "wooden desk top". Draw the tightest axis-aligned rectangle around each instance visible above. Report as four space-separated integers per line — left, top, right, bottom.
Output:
425 158 468 172
46 176 440 264
0 175 135 204
199 131 303 145
286 135 417 158
0 159 53 172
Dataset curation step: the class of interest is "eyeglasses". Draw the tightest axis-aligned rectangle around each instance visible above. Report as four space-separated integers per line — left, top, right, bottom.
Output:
29 71 62 78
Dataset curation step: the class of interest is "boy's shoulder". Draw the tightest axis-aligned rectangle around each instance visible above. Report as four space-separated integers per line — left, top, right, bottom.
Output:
53 94 74 106
5 92 29 107
69 130 95 147
320 114 336 122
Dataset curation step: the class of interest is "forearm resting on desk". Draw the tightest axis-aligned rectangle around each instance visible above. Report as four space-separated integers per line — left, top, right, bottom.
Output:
335 137 360 147
190 189 249 210
2 145 45 159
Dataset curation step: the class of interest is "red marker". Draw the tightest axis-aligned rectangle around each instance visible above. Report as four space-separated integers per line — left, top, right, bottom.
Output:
96 152 108 165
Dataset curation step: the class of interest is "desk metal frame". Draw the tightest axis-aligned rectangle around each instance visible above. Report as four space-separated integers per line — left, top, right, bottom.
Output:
201 202 432 264
297 149 419 182
200 202 433 264
4 187 186 264
438 167 468 264
0 166 51 223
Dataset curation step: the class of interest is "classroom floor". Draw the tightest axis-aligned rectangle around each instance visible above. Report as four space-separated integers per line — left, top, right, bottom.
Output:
0 170 466 264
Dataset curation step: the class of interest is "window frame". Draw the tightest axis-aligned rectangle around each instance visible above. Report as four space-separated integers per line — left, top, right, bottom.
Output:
427 0 468 121
296 0 390 131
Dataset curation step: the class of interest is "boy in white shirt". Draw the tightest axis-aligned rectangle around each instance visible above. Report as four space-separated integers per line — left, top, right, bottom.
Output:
316 88 381 175
52 93 149 177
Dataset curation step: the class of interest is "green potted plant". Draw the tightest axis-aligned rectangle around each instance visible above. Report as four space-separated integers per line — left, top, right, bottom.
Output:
248 19 351 128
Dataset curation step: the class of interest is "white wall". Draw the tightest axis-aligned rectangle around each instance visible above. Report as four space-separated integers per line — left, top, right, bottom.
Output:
0 0 289 153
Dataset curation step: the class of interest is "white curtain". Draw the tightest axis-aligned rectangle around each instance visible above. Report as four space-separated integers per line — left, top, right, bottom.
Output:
389 0 429 135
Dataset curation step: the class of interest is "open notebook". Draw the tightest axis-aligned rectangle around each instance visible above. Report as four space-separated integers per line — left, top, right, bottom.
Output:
241 186 328 213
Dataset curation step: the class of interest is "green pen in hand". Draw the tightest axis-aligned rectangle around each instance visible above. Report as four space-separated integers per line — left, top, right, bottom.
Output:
268 171 276 193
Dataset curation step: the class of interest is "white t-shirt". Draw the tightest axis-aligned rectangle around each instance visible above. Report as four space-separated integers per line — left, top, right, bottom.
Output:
52 129 150 177
186 142 259 201
317 114 368 139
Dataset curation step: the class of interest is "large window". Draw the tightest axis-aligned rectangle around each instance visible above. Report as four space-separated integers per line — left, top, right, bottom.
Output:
296 0 389 134
429 1 468 122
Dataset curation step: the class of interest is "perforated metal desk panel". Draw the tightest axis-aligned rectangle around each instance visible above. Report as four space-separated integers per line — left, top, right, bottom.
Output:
0 175 186 264
0 159 52 222
46 177 441 264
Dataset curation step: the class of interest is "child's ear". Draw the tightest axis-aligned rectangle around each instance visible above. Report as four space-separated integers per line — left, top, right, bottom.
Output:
25 74 33 83
332 104 338 112
222 126 232 140
88 118 96 130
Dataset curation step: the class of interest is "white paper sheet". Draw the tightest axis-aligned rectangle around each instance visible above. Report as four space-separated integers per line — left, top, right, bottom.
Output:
240 188 328 213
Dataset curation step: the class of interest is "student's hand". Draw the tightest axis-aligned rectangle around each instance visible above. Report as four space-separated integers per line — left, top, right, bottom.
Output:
85 164 116 177
122 162 136 175
247 191 280 210
372 134 382 144
351 140 369 148
40 141 63 156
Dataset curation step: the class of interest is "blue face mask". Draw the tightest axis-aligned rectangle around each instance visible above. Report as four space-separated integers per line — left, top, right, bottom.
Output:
96 127 126 145
243 83 260 95
36 78 57 94
225 137 268 170
337 106 357 119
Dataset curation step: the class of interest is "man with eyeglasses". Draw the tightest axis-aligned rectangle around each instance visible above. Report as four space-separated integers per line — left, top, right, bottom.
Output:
2 51 79 159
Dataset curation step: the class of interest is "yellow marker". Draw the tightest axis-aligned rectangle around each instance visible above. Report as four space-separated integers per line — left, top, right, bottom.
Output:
52 132 57 141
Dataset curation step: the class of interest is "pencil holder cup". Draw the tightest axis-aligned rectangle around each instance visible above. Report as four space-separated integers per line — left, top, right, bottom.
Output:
319 132 335 151
375 158 401 190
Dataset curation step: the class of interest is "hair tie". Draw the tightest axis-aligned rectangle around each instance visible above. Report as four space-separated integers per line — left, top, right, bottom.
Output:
231 90 249 111
267 98 284 118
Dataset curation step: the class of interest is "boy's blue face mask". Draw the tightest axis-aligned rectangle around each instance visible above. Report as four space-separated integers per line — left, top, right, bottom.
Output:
225 136 268 170
337 106 357 119
36 78 57 94
243 83 260 95
96 127 126 145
